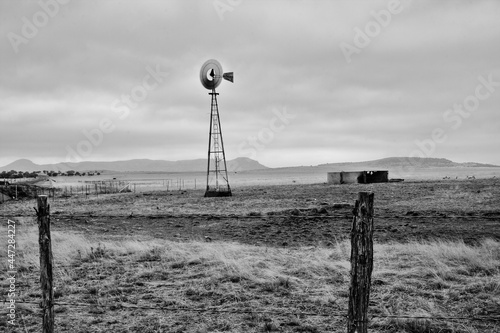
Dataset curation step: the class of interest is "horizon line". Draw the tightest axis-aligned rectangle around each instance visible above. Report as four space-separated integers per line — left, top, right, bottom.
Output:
2 156 500 170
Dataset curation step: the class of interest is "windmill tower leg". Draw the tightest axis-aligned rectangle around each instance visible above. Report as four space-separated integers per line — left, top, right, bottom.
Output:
205 89 232 197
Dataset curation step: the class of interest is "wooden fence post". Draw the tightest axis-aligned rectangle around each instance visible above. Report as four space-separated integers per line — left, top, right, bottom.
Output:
36 195 54 333
348 192 374 333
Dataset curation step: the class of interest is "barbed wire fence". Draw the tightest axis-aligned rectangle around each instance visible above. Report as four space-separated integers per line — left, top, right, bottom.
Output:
1 194 500 333
3 299 500 322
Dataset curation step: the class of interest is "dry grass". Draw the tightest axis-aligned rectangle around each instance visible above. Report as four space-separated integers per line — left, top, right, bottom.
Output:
371 240 500 332
1 179 499 331
1 225 499 332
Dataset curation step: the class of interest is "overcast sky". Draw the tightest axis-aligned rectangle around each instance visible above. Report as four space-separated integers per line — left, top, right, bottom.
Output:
1 0 499 168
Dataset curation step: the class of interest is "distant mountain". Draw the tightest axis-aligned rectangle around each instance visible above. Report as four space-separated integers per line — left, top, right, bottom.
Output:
263 157 498 173
316 157 500 169
1 159 40 172
0 157 268 173
2 157 498 174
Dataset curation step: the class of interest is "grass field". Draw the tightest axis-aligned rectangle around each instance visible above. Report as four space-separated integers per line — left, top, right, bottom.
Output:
1 178 500 332
1 226 499 332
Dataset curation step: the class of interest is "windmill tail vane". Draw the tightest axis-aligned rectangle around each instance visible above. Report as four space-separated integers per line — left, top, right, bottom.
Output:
223 72 233 82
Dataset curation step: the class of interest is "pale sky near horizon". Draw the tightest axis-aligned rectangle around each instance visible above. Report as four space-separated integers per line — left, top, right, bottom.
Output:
1 0 499 168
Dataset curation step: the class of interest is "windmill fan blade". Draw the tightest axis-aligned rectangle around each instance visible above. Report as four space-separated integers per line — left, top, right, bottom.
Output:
223 72 233 83
200 59 223 90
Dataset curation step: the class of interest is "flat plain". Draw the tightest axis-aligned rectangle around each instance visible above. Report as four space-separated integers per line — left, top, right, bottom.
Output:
1 178 500 332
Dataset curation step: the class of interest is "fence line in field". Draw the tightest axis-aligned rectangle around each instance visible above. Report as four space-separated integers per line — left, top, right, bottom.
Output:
0 177 202 201
3 299 499 323
2 213 498 220
2 194 500 333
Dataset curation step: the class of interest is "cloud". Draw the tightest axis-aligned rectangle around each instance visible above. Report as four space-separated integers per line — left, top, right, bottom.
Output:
1 0 499 167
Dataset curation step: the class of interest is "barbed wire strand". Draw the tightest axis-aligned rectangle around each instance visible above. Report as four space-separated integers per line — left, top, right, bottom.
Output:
2 213 497 220
2 299 500 323
3 299 339 318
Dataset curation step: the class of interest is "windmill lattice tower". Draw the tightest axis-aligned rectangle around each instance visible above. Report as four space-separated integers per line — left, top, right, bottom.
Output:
200 59 234 197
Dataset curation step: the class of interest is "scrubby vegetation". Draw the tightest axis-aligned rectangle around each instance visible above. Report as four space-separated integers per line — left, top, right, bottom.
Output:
0 170 101 179
0 170 38 179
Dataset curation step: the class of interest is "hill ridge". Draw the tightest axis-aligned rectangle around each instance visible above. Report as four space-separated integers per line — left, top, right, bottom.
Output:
1 156 498 173
0 157 268 173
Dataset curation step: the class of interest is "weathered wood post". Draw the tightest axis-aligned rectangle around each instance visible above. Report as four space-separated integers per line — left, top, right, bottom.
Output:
36 195 54 333
348 192 374 333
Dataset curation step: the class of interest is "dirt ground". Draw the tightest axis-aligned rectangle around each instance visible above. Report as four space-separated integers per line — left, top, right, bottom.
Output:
6 178 498 246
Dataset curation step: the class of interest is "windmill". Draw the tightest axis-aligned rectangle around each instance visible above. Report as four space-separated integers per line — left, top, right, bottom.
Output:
200 59 233 197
